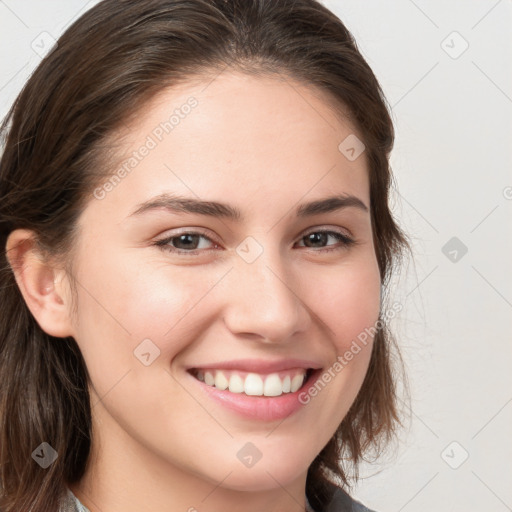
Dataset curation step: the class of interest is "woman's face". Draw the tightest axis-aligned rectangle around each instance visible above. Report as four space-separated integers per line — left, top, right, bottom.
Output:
67 71 381 493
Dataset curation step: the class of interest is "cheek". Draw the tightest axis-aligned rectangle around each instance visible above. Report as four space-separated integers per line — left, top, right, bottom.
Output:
296 254 381 419
333 257 381 379
70 249 221 375
305 254 381 350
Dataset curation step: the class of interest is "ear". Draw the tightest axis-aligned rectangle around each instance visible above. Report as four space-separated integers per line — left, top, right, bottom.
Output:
5 229 75 338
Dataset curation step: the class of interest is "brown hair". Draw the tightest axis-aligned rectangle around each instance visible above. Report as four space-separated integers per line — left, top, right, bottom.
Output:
0 0 409 510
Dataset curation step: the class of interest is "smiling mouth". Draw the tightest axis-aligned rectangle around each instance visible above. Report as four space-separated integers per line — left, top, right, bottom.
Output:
188 368 315 397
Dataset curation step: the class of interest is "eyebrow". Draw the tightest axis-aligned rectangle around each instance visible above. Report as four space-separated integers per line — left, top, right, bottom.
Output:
127 193 369 221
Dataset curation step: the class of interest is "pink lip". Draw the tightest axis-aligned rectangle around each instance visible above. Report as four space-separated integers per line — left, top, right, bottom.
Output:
187 358 322 374
187 368 322 422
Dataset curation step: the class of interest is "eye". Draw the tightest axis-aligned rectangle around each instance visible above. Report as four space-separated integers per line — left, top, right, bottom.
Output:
295 229 355 253
153 228 355 256
154 230 218 254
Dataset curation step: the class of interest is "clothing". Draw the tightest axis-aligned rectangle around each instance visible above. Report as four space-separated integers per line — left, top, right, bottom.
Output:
60 487 91 512
61 485 376 512
309 485 377 512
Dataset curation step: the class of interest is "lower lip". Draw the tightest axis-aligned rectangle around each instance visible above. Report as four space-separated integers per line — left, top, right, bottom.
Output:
189 370 321 422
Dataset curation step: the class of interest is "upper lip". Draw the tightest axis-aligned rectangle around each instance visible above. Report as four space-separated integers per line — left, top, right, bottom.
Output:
187 358 323 374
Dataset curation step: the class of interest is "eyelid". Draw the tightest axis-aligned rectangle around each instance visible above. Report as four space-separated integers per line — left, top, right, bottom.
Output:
153 227 219 248
296 228 355 252
301 224 354 239
153 225 356 255
155 224 353 242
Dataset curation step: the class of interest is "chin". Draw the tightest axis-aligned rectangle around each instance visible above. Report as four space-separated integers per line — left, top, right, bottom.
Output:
213 451 311 492
217 466 305 492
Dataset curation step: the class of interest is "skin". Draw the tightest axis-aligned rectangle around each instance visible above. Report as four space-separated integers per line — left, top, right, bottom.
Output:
7 70 381 512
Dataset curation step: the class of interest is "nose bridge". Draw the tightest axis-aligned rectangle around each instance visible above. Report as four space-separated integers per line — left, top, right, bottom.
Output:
223 237 309 342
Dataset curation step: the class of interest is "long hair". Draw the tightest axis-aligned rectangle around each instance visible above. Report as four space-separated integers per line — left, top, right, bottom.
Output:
0 1 409 510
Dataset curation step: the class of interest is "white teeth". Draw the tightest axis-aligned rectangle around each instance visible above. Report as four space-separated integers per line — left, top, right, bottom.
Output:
244 373 264 395
228 373 244 393
195 368 308 396
214 371 229 390
290 374 304 393
263 373 283 397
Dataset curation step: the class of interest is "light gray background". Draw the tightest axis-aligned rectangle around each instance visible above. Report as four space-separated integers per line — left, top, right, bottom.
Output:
1 1 511 511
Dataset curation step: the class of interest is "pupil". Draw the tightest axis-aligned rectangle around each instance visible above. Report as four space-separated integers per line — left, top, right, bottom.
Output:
307 232 326 247
177 234 197 249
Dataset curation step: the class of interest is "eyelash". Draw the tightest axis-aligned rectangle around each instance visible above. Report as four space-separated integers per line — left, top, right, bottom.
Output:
153 228 356 256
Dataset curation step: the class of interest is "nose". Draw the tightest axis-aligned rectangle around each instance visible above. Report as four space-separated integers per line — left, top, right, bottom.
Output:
222 245 311 344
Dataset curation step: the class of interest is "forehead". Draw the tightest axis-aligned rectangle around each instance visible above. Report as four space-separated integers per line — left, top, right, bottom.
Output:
87 70 370 223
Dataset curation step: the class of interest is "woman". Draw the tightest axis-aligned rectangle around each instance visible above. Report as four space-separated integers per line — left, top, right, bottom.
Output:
0 1 409 511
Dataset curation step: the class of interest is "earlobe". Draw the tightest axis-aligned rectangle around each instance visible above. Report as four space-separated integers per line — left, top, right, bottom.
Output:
5 229 75 338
